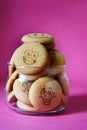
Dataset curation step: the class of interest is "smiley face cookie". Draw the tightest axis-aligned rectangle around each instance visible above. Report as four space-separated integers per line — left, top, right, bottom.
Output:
9 42 49 75
29 77 62 111
21 33 55 50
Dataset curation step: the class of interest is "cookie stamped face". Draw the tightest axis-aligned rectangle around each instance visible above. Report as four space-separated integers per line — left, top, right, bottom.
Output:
21 81 32 95
23 50 39 65
39 87 56 105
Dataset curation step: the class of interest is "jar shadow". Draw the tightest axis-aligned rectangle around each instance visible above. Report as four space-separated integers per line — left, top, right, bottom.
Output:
57 94 87 115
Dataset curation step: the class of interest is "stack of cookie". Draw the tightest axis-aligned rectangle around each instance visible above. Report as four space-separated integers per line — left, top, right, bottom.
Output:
6 33 69 112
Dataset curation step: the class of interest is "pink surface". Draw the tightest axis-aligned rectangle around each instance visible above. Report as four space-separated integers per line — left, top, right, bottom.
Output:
0 0 87 130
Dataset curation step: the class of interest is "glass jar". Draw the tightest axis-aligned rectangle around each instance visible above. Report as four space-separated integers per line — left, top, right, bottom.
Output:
5 64 69 115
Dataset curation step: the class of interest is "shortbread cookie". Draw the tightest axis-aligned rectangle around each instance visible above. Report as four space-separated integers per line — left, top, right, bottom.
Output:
29 77 62 111
44 42 55 50
19 69 46 81
9 42 49 75
21 33 54 44
13 78 33 105
47 49 66 75
17 101 36 111
6 70 19 94
58 75 69 95
8 63 16 77
48 49 66 66
21 33 55 49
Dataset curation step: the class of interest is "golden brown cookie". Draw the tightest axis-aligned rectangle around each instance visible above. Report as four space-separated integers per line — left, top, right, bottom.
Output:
8 63 16 77
48 49 66 66
9 42 49 75
19 69 46 81
47 49 66 75
13 78 33 105
43 42 55 50
58 74 69 96
17 101 36 111
6 70 19 94
21 33 55 49
29 77 62 111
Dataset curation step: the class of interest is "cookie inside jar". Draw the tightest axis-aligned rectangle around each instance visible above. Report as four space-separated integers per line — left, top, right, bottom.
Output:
5 33 69 115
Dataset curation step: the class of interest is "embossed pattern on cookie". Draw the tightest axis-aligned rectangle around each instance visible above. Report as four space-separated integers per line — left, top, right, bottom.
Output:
23 50 39 65
21 81 32 95
39 87 56 105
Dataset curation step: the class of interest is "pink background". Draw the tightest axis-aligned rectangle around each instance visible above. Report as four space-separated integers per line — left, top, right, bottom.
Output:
0 0 87 130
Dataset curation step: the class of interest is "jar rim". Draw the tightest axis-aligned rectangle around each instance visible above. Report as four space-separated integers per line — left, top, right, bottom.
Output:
7 62 66 69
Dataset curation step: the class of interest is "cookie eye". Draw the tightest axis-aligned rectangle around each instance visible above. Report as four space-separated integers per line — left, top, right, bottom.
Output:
24 50 32 57
32 51 38 59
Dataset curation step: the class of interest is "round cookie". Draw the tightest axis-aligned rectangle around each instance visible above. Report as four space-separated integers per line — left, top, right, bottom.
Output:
47 49 66 75
6 70 19 94
19 69 46 81
8 63 16 77
21 33 55 49
44 42 55 50
9 42 49 75
21 33 54 44
13 78 33 105
17 101 36 111
29 77 63 111
58 74 69 96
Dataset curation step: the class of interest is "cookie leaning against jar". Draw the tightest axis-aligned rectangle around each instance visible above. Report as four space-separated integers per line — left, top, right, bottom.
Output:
47 49 66 76
21 33 55 50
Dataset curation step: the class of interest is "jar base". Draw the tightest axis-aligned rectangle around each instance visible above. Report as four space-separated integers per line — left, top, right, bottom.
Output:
7 101 66 115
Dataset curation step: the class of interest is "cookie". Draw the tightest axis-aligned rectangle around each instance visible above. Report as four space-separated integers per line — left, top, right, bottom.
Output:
13 78 33 105
44 42 55 50
8 63 16 77
58 74 69 96
6 70 19 94
19 69 46 81
21 33 55 49
9 42 49 75
47 49 66 75
17 101 36 111
29 77 62 111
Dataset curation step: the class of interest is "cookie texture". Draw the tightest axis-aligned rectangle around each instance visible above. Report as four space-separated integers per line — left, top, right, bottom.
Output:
21 33 54 44
47 49 66 75
13 79 33 105
17 101 36 111
29 77 62 111
9 42 49 75
58 74 69 95
19 69 46 81
6 70 19 94
21 33 55 49
48 49 66 66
